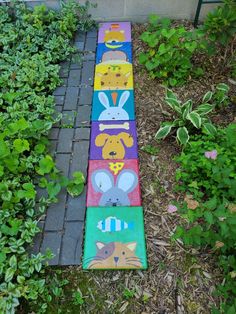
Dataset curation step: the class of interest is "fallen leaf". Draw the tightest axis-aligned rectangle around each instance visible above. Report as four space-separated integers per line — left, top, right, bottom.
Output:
215 241 224 249
184 194 199 210
228 203 236 213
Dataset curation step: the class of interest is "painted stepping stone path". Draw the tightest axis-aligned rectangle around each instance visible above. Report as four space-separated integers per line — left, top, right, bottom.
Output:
83 22 147 270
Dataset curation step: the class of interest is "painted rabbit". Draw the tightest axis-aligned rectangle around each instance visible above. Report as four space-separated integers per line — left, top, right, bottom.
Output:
91 169 138 206
98 91 130 121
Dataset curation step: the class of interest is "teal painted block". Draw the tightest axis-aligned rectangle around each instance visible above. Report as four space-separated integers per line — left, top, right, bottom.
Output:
83 206 147 270
91 90 135 121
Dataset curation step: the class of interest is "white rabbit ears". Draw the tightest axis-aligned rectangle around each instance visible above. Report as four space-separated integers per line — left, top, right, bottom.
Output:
117 170 138 193
98 91 130 109
118 91 130 108
91 169 138 194
91 170 114 193
98 92 110 109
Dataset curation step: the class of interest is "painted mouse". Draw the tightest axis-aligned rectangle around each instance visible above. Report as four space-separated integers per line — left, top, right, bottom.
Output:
91 169 138 206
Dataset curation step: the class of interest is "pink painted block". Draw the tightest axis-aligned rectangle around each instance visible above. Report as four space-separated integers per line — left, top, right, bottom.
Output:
98 22 131 44
86 159 141 207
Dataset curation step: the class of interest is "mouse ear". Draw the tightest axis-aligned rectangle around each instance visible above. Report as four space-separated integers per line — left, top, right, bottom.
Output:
116 170 138 193
118 91 130 108
91 170 114 193
98 92 110 109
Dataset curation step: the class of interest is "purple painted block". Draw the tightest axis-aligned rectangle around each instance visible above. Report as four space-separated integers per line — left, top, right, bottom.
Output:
98 22 131 44
90 121 138 160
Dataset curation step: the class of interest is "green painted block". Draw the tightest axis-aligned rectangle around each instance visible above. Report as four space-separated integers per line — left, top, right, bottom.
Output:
83 206 147 270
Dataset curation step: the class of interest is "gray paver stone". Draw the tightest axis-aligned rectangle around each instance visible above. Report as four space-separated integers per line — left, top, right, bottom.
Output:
85 36 97 52
76 105 91 127
74 41 84 51
74 128 90 140
60 221 84 265
36 187 48 202
75 32 85 42
64 87 79 110
68 69 81 86
59 67 69 78
54 96 64 105
56 153 71 177
79 86 93 105
61 111 76 127
81 61 95 85
70 141 89 179
82 52 96 61
66 187 87 221
53 86 66 96
44 189 67 231
87 29 97 38
57 128 74 153
41 232 62 265
48 128 59 140
48 140 57 156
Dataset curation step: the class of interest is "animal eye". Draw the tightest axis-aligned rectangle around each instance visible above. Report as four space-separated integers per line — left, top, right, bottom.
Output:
109 198 111 201
116 198 119 201
117 141 119 143
110 141 112 143
105 250 108 254
117 113 120 115
101 81 104 85
122 251 125 255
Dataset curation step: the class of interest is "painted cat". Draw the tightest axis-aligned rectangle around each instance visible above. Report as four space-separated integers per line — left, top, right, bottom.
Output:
87 241 142 269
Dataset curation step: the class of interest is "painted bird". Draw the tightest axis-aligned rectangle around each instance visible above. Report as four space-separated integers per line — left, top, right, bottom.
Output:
97 216 134 233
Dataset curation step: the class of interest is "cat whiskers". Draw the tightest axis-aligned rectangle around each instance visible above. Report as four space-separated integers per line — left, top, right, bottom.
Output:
83 255 104 261
125 262 142 268
125 256 142 262
88 261 103 268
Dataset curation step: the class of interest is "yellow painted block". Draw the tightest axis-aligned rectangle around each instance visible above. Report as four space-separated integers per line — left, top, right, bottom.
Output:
94 63 133 91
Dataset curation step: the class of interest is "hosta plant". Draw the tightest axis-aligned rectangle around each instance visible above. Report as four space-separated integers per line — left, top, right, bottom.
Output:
155 83 230 145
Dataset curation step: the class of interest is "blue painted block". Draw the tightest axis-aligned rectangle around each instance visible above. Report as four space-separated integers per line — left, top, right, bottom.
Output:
96 42 132 65
91 90 135 121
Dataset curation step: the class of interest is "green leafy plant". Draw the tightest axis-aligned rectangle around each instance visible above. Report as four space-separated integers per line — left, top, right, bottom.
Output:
173 124 236 312
0 2 94 313
72 291 84 306
155 91 213 145
202 0 236 48
141 144 159 155
123 288 136 299
139 15 204 86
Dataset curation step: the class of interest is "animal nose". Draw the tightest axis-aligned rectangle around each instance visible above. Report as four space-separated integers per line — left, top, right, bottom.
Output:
109 151 117 156
112 202 117 207
114 256 119 263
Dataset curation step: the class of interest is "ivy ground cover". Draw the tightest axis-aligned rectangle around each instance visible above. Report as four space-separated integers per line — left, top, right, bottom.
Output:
0 2 94 313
